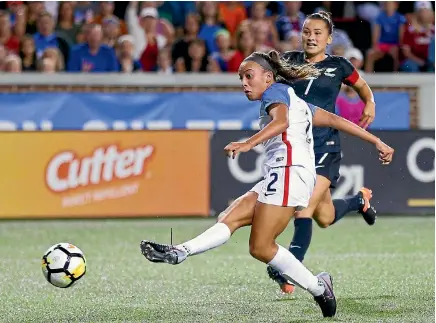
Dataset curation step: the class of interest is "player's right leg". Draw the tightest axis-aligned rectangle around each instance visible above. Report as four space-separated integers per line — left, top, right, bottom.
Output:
140 188 259 265
249 200 336 317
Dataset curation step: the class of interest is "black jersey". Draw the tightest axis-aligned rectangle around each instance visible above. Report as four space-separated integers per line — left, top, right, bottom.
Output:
281 51 359 153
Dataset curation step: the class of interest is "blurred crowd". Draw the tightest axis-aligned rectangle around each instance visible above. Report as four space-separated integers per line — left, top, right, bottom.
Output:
0 1 433 74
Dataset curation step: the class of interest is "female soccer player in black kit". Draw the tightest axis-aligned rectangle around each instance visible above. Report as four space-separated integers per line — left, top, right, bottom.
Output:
266 11 378 293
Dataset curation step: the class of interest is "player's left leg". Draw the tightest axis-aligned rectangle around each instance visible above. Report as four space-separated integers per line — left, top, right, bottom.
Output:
249 201 336 318
314 187 376 228
308 152 377 228
268 153 376 293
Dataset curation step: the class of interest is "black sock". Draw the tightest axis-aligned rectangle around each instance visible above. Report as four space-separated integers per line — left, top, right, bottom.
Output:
288 218 313 262
331 194 362 225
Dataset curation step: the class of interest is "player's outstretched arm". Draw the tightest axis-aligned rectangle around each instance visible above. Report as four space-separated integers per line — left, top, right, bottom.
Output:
313 107 394 165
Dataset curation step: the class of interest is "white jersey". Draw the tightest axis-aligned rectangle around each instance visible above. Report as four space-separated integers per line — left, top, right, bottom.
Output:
259 82 316 178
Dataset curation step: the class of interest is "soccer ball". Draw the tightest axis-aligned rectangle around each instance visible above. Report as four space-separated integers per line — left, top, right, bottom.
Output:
41 242 87 288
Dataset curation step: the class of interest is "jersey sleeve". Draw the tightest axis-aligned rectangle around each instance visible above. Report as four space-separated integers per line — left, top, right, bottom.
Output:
340 57 360 86
261 84 291 115
307 103 318 116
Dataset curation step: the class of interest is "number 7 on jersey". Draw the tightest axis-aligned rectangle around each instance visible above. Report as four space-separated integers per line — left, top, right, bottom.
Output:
304 78 315 95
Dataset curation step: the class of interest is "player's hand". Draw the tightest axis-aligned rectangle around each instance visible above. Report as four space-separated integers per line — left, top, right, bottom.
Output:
224 141 253 159
359 101 375 129
375 138 394 165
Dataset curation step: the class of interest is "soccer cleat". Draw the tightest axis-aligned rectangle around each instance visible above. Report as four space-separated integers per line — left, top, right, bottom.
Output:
140 240 187 265
266 266 295 294
314 272 337 318
358 187 377 225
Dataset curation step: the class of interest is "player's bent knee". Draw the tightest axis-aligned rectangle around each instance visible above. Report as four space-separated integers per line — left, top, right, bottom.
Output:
249 241 269 263
314 219 330 229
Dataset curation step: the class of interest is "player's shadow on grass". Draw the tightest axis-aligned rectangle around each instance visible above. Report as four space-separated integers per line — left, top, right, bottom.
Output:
339 297 411 317
343 294 396 301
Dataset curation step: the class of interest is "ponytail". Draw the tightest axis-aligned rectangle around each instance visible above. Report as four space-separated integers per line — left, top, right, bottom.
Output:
253 50 321 81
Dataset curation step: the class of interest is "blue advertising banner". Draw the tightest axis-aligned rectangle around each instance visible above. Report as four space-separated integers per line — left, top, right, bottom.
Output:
0 91 409 130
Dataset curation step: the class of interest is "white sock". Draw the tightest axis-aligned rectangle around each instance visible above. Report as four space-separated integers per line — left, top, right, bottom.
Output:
176 223 231 256
268 244 325 296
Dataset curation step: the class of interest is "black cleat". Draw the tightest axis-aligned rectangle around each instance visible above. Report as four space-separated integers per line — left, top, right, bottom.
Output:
266 266 296 294
140 240 187 265
314 272 337 318
358 188 377 225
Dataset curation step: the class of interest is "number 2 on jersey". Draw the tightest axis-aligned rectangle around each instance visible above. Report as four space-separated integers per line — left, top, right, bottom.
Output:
267 172 278 193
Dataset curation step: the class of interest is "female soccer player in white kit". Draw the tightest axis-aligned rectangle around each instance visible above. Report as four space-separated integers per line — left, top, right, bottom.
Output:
140 50 394 318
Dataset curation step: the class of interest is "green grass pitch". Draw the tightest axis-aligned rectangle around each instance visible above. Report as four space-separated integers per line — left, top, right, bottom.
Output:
0 216 434 322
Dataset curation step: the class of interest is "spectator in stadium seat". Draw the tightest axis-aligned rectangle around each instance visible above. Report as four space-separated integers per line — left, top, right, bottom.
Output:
174 38 209 72
33 12 58 57
227 29 255 72
34 11 69 63
6 1 26 38
365 2 406 72
243 2 279 49
56 2 81 47
218 2 247 36
400 1 435 72
40 46 64 71
0 11 19 54
345 47 364 73
157 47 173 74
4 53 21 72
172 13 200 63
336 46 366 125
210 29 235 72
93 1 127 35
67 24 117 72
19 34 37 71
251 21 274 53
101 16 121 48
141 2 175 46
116 35 142 73
25 1 44 35
326 28 353 55
276 1 305 42
125 2 167 71
335 85 365 126
137 7 167 71
198 2 226 54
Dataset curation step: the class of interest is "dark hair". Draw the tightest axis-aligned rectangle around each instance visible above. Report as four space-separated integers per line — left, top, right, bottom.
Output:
251 50 321 81
57 1 74 25
306 11 334 35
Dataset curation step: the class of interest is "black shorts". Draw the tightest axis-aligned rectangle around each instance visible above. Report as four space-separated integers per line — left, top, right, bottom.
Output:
314 152 341 188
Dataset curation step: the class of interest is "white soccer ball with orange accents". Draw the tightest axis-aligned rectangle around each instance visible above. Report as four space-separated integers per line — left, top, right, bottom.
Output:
41 243 87 288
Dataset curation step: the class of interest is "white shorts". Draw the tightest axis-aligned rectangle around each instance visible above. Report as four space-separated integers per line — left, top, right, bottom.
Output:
250 166 315 209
